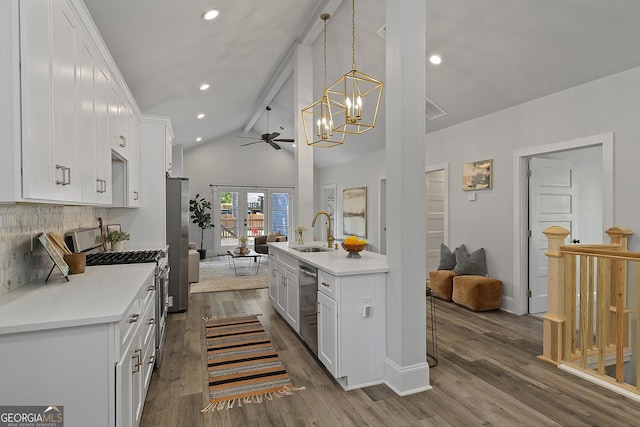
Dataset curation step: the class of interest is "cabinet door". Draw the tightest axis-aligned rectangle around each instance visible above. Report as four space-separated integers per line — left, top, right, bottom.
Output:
275 263 287 316
21 0 80 202
51 0 81 201
317 291 338 377
268 262 278 303
165 130 173 176
78 32 97 203
285 271 299 332
20 0 54 200
115 336 136 427
94 61 112 204
127 114 140 207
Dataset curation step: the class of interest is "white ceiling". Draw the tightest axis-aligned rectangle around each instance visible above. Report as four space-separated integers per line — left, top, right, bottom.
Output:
83 0 640 168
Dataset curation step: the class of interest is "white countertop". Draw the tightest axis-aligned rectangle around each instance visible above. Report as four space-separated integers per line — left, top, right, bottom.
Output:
0 263 155 335
269 242 388 276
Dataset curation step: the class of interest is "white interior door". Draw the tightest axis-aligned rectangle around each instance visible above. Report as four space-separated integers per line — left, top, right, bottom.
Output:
426 170 446 271
528 157 576 313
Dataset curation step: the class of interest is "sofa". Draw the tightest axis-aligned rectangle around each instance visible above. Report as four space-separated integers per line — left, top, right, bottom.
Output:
428 243 502 311
254 232 287 254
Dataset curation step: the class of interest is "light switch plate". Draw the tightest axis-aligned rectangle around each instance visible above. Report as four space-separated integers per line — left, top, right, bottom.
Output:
468 192 477 201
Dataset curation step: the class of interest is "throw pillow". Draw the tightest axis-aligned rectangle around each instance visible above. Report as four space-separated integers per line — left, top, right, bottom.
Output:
266 232 279 242
438 243 465 270
453 247 488 276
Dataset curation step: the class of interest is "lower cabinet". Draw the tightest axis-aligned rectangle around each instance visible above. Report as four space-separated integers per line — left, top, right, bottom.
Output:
268 250 300 334
0 270 156 427
317 290 338 376
116 278 156 426
317 270 386 390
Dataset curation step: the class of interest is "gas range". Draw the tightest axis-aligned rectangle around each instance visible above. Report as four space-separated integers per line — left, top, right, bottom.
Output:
86 250 166 268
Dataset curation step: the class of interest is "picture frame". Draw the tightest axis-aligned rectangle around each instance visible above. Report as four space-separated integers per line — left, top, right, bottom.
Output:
343 187 367 238
462 159 493 190
106 224 122 232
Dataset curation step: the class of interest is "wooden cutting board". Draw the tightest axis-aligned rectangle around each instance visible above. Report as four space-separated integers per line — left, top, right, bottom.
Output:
47 232 72 255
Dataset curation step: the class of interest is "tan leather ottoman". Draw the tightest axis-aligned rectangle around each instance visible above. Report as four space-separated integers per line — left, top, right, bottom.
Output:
452 275 502 311
428 270 458 301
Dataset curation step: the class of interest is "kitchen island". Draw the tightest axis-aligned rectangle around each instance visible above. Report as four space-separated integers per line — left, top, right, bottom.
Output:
0 264 157 427
268 242 388 390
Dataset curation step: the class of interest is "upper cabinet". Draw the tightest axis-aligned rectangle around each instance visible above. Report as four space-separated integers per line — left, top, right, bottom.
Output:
21 0 82 202
0 0 142 206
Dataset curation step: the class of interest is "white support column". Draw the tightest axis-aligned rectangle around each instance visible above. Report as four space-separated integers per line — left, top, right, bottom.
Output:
384 0 430 395
294 44 314 237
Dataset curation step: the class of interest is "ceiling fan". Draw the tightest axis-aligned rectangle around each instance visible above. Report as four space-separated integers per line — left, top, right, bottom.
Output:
236 106 294 150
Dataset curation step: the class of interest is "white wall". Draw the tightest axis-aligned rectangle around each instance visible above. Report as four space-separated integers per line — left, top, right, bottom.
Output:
316 148 386 251
183 133 296 252
425 65 640 312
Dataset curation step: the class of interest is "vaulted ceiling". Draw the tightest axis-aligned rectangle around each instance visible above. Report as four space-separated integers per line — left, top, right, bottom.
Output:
84 0 640 168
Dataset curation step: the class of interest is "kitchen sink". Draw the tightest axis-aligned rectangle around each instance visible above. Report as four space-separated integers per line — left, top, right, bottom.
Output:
291 246 332 253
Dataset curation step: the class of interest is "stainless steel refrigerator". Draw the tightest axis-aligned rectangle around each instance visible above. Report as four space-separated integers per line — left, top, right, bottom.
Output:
166 176 189 312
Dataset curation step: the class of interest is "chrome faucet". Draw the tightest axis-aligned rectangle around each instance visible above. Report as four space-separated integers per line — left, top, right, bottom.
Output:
312 211 334 249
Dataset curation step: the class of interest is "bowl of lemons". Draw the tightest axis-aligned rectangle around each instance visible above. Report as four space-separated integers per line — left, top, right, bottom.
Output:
341 236 367 258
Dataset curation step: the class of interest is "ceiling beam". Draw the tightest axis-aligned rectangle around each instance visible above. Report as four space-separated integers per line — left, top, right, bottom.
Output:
243 0 344 134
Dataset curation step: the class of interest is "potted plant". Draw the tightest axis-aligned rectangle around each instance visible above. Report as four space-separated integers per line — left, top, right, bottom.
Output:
189 193 214 259
106 229 131 252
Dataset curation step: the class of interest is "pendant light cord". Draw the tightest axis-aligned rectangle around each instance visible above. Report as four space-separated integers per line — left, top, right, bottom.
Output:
351 0 356 70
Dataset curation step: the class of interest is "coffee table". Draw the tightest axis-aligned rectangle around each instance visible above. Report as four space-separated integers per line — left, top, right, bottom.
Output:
226 249 261 276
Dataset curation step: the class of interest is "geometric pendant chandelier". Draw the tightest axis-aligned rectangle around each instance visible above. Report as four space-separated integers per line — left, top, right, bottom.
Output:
301 14 346 148
327 0 383 135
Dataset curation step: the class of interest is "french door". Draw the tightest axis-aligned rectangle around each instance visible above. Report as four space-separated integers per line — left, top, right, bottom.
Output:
213 187 292 254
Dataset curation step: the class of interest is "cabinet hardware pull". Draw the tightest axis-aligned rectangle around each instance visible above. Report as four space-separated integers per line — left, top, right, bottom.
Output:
147 285 155 291
133 191 139 200
147 317 155 325
119 134 127 147
148 355 155 365
55 165 70 185
132 349 141 373
129 313 140 323
321 282 331 287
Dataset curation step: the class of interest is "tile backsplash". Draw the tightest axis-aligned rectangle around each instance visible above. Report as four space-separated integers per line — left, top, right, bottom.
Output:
0 204 109 296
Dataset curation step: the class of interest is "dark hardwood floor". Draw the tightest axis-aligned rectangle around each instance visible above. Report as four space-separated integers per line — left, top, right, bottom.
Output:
140 289 640 426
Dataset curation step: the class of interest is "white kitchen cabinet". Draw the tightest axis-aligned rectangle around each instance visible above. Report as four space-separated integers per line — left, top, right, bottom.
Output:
117 279 156 426
20 0 82 202
127 114 141 207
0 265 156 427
79 29 112 205
269 250 300 334
165 127 174 176
0 0 140 205
317 290 338 376
316 270 386 390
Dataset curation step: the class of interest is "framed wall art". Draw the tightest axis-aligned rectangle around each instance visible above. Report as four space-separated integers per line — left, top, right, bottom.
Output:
462 159 493 190
342 186 367 238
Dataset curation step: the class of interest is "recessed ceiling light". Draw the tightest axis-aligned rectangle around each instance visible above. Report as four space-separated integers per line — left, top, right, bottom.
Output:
196 137 202 142
201 9 220 21
429 55 442 65
200 83 210 91
197 113 205 119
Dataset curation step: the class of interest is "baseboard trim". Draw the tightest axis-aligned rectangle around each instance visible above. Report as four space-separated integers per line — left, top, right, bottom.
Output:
384 358 431 396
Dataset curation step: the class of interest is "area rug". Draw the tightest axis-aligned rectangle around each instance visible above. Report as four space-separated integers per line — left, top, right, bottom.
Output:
190 255 268 293
201 315 303 412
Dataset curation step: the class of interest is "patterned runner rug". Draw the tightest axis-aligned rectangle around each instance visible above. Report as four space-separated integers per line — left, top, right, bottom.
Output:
201 314 303 412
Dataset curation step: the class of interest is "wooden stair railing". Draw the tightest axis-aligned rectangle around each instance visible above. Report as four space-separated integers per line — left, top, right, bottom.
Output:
539 226 640 395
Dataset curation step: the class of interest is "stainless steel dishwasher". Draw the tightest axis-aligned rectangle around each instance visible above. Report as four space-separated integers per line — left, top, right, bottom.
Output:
298 261 318 355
